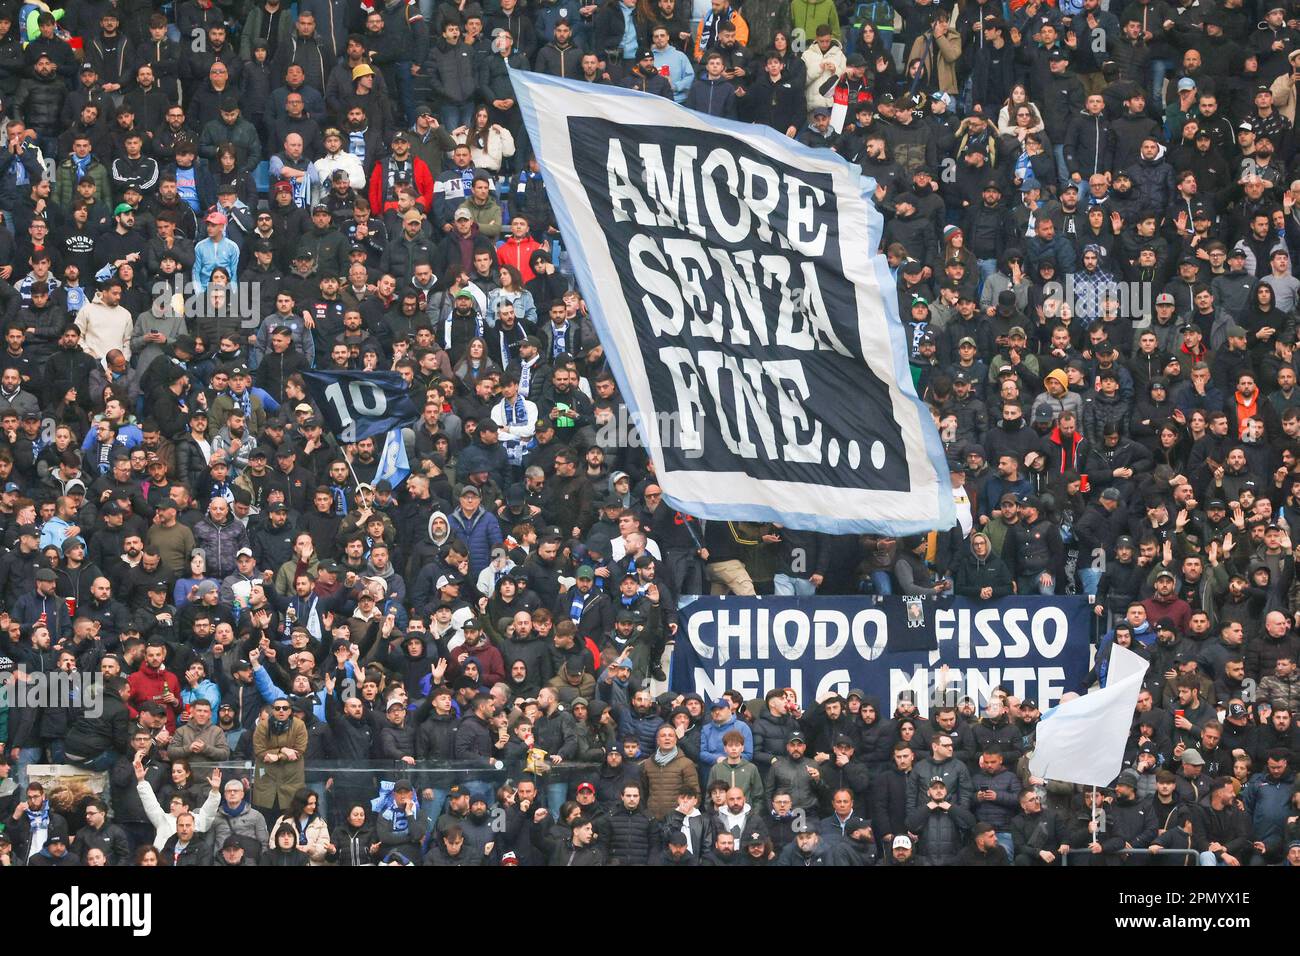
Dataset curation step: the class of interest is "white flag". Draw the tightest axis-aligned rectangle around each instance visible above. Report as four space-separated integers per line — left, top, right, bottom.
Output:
1028 643 1147 787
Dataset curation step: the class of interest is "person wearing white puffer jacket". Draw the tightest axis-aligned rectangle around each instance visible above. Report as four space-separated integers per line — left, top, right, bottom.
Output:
801 25 845 112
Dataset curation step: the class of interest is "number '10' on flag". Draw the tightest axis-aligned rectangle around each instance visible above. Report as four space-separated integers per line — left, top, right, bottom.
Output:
302 370 420 443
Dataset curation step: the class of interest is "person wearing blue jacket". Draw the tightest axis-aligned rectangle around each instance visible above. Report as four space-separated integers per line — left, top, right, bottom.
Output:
650 27 694 104
193 210 241 291
684 53 738 118
180 660 222 711
12 569 72 639
448 484 504 581
699 698 754 769
1242 753 1297 864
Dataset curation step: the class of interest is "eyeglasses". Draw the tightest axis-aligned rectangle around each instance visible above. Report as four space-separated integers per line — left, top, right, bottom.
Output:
272 705 291 712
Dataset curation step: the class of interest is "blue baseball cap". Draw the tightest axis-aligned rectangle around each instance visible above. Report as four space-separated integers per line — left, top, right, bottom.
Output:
711 698 731 710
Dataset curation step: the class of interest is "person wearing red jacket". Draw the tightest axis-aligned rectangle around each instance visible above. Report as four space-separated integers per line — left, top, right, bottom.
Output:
126 642 184 731
450 620 507 687
496 214 544 283
369 130 434 215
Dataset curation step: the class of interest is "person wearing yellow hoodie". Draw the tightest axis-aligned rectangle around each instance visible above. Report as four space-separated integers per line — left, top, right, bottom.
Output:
1031 368 1084 424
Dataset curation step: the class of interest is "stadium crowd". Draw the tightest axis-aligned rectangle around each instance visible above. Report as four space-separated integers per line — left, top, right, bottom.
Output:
0 0 1296 868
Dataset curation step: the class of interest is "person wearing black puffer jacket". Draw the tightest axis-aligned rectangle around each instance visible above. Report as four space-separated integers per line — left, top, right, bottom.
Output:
751 689 797 783
12 54 65 149
533 689 578 761
378 698 418 765
969 748 1021 845
855 697 895 771
0 17 24 100
415 688 458 761
817 736 871 812
800 695 855 756
905 776 975 866
972 701 1024 764
328 804 379 866
64 676 132 768
1011 788 1072 865
915 708 978 767
323 677 376 763
605 783 656 865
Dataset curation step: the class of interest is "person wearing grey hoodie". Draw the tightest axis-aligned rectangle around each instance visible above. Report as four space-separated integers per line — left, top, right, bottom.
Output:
952 532 1014 601
407 510 453 610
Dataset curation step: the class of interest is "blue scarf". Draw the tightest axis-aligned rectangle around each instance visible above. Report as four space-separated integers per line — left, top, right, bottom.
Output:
550 321 568 358
218 797 250 818
1014 148 1032 186
497 327 512 366
227 388 252 419
502 396 532 465
330 484 349 516
568 587 589 622
519 357 533 396
373 785 420 833
348 129 367 161
73 153 92 181
504 395 527 424
698 7 731 53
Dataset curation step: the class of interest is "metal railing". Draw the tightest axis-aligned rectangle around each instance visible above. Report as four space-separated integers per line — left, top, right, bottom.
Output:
1062 847 1201 866
196 758 604 790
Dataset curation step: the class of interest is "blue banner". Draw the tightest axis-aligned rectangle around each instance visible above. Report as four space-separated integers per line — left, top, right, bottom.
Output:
303 370 419 443
670 595 1092 713
511 69 954 536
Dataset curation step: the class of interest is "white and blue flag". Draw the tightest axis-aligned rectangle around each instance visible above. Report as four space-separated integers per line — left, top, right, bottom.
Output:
511 69 953 534
374 428 410 490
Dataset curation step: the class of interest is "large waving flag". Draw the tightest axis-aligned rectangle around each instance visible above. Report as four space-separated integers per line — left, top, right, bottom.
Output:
1029 643 1148 787
303 370 419 443
511 69 953 534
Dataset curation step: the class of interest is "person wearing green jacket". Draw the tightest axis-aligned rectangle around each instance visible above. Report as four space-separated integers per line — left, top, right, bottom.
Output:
707 731 766 812
53 137 112 214
791 0 841 42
